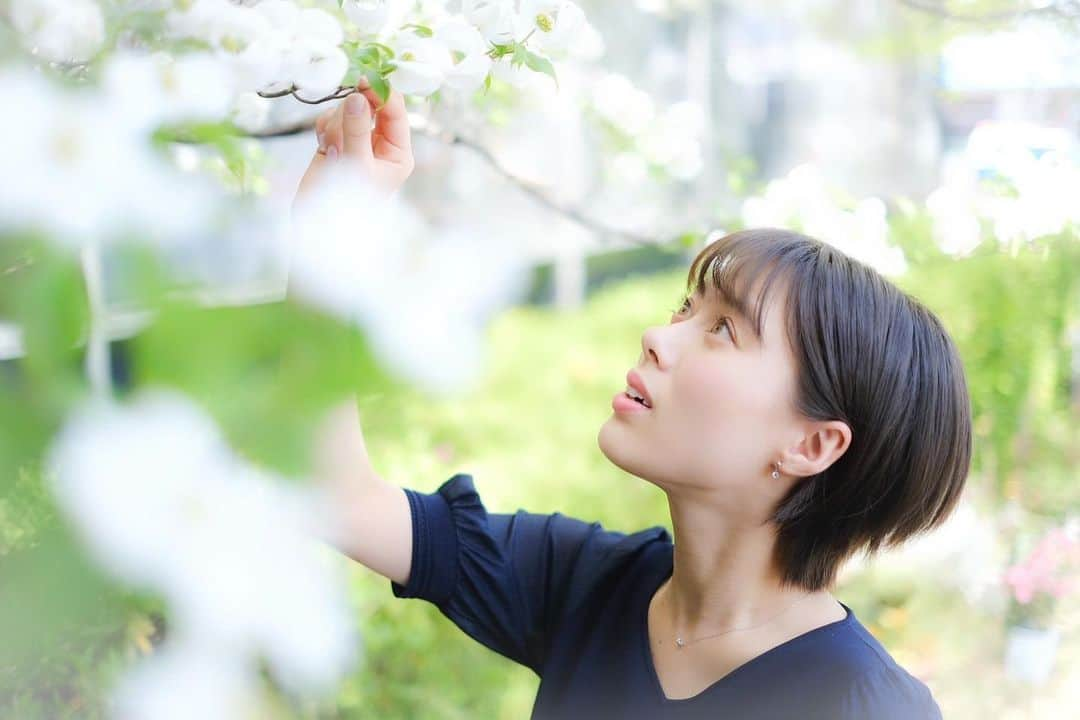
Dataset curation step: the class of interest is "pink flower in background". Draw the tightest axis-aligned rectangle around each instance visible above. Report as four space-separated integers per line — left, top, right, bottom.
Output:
434 442 456 464
1004 526 1080 605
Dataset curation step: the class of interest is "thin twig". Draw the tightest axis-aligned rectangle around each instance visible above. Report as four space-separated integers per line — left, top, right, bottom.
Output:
257 85 357 105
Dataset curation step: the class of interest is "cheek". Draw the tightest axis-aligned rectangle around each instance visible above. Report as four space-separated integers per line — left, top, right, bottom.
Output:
674 355 777 428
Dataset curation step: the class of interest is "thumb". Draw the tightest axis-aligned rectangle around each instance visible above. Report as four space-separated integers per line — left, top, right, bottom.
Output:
342 92 375 164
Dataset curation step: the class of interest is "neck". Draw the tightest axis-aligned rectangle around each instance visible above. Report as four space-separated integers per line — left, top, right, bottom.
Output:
660 485 817 635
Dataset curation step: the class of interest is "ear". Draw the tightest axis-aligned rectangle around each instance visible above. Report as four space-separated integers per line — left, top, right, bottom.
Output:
779 420 852 478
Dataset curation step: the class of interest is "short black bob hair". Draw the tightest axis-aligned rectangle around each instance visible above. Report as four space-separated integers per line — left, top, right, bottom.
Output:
685 229 972 592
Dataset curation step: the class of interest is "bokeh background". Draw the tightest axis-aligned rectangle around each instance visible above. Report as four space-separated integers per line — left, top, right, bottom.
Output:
2 1 1079 718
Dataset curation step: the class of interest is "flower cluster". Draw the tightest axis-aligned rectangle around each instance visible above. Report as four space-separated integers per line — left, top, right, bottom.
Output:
48 392 359 715
1004 526 1080 627
159 0 595 101
740 164 906 276
926 122 1080 257
0 65 221 247
588 72 704 183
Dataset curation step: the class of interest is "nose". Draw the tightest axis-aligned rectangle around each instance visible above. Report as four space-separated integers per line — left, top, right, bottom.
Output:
640 324 671 371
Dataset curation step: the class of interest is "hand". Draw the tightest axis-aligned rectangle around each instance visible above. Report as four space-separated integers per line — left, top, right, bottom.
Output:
294 78 414 203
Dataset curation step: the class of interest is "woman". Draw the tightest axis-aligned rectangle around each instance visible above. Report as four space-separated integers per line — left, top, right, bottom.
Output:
303 82 970 719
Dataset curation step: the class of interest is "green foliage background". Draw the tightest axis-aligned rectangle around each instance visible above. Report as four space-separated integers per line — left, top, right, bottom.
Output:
1 224 1078 718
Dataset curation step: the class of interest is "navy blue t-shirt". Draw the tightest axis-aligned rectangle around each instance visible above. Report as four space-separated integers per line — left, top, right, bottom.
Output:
391 474 943 719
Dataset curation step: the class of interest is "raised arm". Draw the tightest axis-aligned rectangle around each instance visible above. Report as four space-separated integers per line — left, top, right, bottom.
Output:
312 399 413 586
294 83 417 583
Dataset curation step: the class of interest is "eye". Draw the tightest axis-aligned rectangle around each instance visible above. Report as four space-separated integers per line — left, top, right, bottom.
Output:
710 315 735 341
670 296 691 318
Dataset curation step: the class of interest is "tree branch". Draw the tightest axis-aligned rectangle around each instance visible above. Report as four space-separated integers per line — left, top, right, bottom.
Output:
250 120 664 247
419 126 659 247
896 0 1080 23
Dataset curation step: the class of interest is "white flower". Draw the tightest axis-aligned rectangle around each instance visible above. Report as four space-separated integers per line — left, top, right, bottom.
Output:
228 31 289 93
253 0 300 29
295 7 346 47
435 18 493 93
48 392 359 693
230 91 272 132
11 0 105 62
518 0 587 55
462 0 518 45
389 32 450 97
344 0 391 34
287 43 349 100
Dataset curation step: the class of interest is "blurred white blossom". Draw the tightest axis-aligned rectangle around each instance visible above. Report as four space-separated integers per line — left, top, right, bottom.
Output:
0 66 217 247
111 640 263 720
588 73 702 182
343 0 392 34
48 392 359 696
230 90 273 133
741 164 906 276
10 0 105 62
926 123 1080 254
289 163 530 394
591 72 656 136
103 51 236 131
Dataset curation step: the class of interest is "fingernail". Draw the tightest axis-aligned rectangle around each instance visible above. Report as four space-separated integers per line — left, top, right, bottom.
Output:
356 76 370 90
327 145 339 161
346 93 366 116
317 131 325 152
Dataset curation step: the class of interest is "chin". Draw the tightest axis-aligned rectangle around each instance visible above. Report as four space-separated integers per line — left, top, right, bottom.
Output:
596 421 659 486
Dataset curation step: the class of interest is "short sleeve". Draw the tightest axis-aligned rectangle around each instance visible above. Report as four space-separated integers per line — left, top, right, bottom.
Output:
838 665 943 720
390 473 665 675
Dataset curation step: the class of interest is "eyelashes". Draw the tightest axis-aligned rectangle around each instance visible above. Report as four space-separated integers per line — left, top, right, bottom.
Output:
669 295 735 342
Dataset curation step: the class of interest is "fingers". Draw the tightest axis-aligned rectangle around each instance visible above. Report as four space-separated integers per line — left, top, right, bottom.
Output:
341 91 376 164
315 107 335 152
371 87 412 157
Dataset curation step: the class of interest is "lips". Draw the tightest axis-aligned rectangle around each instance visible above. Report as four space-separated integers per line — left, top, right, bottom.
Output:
625 369 653 408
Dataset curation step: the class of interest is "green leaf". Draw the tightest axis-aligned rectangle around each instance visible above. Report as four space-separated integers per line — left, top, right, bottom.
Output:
131 300 395 477
511 43 528 68
365 69 390 104
522 50 558 87
403 23 433 38
372 42 396 60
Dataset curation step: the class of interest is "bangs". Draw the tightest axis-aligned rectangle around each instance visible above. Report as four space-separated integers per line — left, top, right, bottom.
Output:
685 229 811 340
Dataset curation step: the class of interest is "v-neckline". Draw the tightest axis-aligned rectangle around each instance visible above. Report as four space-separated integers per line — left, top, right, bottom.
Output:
637 553 854 704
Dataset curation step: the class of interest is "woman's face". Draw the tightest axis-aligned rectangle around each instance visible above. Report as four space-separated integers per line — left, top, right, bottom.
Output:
597 279 805 505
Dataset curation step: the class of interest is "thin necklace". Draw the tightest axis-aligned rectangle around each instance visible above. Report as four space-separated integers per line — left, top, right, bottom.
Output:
671 591 816 650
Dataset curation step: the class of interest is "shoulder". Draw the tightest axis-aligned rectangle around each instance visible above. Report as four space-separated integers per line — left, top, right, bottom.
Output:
838 662 942 719
812 609 942 719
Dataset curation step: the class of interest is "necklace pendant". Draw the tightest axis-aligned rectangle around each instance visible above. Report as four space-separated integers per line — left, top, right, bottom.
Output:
675 637 685 649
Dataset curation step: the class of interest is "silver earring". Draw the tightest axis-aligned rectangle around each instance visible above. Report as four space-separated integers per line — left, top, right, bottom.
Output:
771 461 782 480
